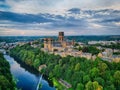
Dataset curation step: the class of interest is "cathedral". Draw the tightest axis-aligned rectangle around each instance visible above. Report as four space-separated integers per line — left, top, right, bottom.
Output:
44 32 75 52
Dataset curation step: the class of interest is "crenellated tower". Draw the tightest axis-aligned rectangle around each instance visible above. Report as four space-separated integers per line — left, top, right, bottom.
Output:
44 38 53 51
58 32 64 42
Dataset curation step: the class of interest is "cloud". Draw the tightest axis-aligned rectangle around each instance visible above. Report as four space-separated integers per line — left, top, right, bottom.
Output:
115 22 120 26
0 0 120 36
0 8 120 36
90 23 104 28
0 0 120 14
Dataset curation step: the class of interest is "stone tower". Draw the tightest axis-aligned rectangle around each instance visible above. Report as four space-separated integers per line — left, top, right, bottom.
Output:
44 38 48 49
58 32 64 42
44 38 53 51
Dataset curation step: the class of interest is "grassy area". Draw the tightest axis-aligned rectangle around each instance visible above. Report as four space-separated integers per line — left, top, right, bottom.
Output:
52 78 66 90
52 78 73 90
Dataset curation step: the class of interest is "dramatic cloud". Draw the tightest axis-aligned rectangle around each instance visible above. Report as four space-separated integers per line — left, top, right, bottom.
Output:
0 0 120 36
0 0 120 14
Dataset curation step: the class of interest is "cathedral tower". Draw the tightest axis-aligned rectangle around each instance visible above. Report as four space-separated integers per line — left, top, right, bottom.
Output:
58 32 64 42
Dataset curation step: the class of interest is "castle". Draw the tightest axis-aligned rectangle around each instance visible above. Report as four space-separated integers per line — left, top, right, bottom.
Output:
44 32 75 52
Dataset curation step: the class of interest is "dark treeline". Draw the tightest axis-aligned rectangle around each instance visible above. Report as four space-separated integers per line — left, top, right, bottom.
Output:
74 43 101 55
10 44 120 90
93 43 120 50
0 53 16 90
0 35 120 43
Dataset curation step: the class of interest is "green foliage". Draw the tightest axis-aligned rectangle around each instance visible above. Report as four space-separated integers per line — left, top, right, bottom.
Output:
83 75 90 84
99 63 108 72
113 52 120 55
113 70 120 89
41 43 44 48
76 83 84 90
103 43 120 49
74 43 79 47
82 46 101 55
10 44 120 90
94 77 105 87
0 53 16 90
85 81 103 90
93 43 120 50
90 67 99 79
74 63 80 71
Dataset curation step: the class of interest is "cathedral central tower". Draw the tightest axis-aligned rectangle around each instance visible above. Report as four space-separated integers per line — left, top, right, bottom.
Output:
58 32 64 42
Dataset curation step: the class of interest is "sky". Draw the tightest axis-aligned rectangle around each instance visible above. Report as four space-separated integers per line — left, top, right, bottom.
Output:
0 0 120 36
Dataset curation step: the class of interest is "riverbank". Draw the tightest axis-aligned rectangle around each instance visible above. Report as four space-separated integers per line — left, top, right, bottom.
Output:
0 52 17 90
10 54 55 85
10 55 40 74
9 45 70 90
4 52 55 90
10 54 59 90
9 50 66 90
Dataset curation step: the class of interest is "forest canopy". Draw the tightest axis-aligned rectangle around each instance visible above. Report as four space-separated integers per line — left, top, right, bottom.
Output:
10 44 120 90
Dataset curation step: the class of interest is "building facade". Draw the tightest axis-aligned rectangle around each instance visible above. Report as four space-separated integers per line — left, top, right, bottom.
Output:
44 32 75 52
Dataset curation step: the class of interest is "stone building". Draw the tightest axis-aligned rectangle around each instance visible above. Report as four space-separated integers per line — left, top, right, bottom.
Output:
44 32 75 52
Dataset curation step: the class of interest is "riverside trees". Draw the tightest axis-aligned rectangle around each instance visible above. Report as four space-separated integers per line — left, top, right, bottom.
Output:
10 44 120 90
0 53 16 90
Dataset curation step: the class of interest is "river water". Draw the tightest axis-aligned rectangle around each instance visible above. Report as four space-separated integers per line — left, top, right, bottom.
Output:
3 52 55 90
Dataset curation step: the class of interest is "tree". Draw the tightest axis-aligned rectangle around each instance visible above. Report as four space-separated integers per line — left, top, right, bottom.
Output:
76 83 84 90
113 71 120 86
85 81 103 90
90 67 99 79
40 43 44 48
99 63 108 73
85 81 93 90
75 63 80 71
64 69 72 80
0 75 11 90
94 77 105 86
83 75 90 84
104 84 115 90
82 46 101 55
74 43 79 47
93 81 103 90
53 65 61 78
33 58 40 68
0 53 16 90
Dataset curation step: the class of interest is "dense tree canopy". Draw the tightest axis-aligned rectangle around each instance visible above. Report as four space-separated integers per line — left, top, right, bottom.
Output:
10 44 120 90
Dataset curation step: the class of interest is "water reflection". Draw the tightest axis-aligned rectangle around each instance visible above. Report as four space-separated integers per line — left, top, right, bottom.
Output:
4 54 55 90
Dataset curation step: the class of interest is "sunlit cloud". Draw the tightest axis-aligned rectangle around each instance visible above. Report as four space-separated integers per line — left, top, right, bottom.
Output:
114 22 120 26
0 0 120 35
90 23 104 28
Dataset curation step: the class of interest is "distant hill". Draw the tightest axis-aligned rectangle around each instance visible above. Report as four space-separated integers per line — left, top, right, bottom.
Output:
0 35 120 43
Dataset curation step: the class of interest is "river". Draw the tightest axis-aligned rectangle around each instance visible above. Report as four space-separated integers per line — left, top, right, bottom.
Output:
2 51 55 90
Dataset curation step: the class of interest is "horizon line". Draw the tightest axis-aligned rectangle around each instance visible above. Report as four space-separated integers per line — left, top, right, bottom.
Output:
0 35 120 37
